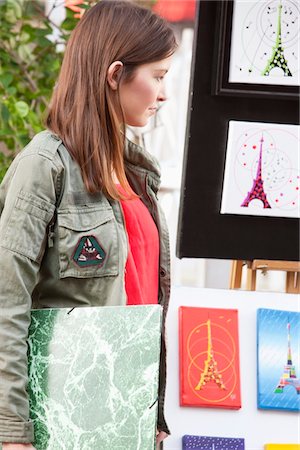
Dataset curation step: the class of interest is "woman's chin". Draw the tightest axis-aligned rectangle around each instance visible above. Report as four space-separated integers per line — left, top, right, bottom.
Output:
125 118 149 128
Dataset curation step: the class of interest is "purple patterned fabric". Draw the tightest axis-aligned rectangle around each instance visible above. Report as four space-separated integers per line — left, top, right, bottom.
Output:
182 435 245 450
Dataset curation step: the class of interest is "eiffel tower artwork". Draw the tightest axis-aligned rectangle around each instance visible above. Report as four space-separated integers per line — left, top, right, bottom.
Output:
194 319 226 391
241 135 271 209
274 321 300 395
262 0 292 77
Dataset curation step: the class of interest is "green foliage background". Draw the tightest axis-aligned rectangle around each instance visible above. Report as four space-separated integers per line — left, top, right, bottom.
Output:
0 0 91 181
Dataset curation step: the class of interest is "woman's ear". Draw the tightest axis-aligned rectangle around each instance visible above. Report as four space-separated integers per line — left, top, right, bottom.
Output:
107 61 124 90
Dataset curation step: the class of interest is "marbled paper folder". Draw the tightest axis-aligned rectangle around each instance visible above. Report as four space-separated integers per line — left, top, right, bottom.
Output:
182 435 245 450
28 305 162 450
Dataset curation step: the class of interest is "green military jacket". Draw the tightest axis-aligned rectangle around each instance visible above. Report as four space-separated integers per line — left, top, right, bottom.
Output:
0 130 171 443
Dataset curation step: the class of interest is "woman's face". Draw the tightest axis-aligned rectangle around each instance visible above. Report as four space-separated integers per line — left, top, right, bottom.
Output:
119 56 172 127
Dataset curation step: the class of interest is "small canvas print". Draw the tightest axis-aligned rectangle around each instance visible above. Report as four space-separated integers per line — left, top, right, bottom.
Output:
220 121 300 218
179 307 241 409
229 0 300 86
182 435 245 450
257 308 300 411
264 445 300 450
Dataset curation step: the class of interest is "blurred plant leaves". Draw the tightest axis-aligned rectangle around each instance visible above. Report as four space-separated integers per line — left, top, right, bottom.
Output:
0 0 94 181
15 100 29 117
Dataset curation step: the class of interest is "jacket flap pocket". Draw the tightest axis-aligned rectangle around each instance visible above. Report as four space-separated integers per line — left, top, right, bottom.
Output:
16 190 55 222
1 190 55 262
58 208 114 231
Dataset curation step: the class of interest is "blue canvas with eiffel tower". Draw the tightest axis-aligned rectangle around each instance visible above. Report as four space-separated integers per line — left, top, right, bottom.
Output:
257 308 300 411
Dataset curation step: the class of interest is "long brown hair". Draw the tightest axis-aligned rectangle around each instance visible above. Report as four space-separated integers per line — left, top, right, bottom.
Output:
46 0 177 199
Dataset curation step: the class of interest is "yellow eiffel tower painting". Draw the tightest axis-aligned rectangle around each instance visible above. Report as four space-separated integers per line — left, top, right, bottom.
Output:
194 319 226 391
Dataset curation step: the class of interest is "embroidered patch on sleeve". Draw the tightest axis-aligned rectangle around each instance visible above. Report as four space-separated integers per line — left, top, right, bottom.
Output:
73 235 106 268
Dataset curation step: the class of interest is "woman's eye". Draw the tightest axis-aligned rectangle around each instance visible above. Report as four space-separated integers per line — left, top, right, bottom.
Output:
155 76 164 81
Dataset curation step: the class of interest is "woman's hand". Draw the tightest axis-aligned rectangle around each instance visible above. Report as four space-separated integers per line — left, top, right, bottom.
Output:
156 430 168 448
2 444 36 450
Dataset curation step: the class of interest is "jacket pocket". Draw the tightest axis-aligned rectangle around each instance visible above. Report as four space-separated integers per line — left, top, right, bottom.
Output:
57 207 119 278
1 190 55 263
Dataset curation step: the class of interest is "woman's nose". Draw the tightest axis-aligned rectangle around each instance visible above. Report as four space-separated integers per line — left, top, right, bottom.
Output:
157 84 167 102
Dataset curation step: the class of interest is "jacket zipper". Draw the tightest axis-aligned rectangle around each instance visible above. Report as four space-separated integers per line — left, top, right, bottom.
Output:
144 174 156 218
48 212 57 248
118 201 129 273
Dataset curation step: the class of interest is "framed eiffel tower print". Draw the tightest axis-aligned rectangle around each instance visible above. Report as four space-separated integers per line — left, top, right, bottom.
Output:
213 0 299 99
257 308 300 411
182 435 245 450
177 0 299 262
221 121 300 219
179 306 241 409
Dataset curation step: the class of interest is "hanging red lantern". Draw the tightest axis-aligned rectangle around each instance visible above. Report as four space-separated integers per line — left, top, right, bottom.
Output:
152 0 196 22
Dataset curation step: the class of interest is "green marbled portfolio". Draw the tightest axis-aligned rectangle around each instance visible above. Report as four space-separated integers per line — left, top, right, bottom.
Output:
28 305 162 450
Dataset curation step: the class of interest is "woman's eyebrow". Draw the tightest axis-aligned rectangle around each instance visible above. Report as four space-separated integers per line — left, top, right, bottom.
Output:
153 69 168 74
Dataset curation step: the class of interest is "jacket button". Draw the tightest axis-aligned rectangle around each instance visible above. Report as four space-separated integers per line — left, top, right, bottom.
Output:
160 268 166 277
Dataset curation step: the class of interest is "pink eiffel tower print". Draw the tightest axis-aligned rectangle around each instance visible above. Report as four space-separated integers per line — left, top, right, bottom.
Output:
241 134 271 209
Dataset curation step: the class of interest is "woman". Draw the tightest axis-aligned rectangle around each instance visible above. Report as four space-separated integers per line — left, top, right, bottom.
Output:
0 1 177 448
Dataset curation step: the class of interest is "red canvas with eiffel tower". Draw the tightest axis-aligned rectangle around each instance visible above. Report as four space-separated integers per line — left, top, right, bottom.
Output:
179 306 241 409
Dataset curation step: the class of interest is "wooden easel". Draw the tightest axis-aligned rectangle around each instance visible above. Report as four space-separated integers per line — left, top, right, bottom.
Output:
230 260 300 294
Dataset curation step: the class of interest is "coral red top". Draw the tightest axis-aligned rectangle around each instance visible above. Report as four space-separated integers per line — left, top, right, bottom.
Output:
118 187 159 305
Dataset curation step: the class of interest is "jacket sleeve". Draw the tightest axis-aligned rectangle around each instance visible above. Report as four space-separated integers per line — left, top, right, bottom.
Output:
0 152 58 443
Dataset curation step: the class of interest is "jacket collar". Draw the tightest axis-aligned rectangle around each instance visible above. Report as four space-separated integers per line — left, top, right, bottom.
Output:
124 137 161 181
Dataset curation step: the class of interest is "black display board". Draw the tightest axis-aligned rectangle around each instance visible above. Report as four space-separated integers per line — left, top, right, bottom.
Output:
177 0 299 261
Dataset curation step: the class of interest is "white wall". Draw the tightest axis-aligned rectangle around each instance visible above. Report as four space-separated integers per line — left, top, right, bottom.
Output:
164 286 299 450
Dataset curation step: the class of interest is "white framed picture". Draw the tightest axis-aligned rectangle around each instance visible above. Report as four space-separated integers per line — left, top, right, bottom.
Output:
221 121 300 218
229 0 300 86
